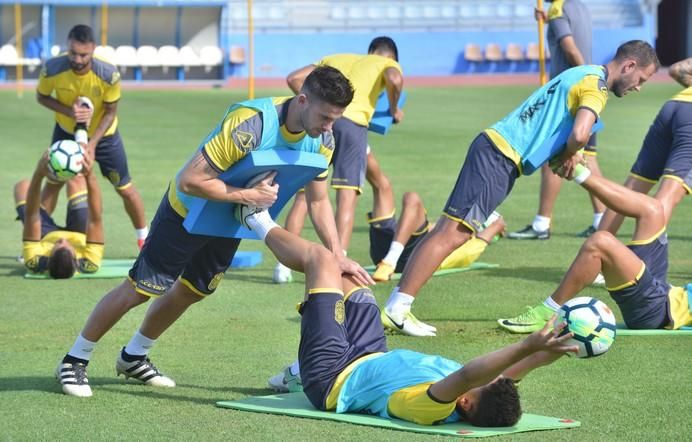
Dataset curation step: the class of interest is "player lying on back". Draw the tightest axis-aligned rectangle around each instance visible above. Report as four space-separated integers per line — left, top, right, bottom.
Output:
236 204 577 426
498 163 692 332
15 150 103 278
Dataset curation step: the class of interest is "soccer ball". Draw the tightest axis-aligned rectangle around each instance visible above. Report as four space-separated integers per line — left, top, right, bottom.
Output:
557 297 616 358
48 140 84 181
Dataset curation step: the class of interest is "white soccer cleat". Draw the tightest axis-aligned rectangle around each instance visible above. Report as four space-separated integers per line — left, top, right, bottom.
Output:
267 365 302 393
115 350 176 387
381 309 437 337
273 262 293 284
56 361 93 397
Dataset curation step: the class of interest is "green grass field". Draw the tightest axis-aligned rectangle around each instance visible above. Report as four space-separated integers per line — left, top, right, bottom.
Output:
1 83 691 440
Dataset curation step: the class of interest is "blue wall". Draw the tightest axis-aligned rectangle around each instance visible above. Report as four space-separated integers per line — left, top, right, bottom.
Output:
229 25 655 77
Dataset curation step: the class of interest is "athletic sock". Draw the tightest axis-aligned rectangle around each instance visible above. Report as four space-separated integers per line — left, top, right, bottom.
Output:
592 212 604 230
247 210 279 241
532 215 551 233
124 330 156 358
135 226 149 241
543 296 561 311
382 241 405 267
67 334 96 362
385 287 415 316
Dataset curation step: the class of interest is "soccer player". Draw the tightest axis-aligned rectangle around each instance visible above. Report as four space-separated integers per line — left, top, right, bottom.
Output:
509 0 606 240
54 66 374 398
273 36 404 283
384 40 659 336
242 208 576 426
498 164 692 332
597 57 692 236
36 24 148 250
16 150 103 279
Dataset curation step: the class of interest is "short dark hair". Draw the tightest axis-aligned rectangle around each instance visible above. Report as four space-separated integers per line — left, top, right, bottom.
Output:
614 40 660 70
302 66 354 108
368 36 399 62
68 25 95 44
460 378 522 427
49 248 77 279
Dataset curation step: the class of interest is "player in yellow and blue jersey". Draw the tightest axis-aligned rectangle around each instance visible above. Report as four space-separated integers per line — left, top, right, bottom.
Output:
36 25 147 250
15 150 103 279
598 57 692 237
384 40 660 337
499 162 692 333
54 66 374 398
239 207 576 426
272 37 404 283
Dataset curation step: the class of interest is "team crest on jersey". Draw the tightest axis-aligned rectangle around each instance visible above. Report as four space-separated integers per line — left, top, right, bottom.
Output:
208 272 224 291
111 70 121 84
108 171 121 186
92 86 102 97
334 299 345 324
232 129 255 152
80 259 99 274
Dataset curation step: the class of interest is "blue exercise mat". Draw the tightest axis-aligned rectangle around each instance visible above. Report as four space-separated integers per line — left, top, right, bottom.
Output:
183 150 327 239
369 91 407 135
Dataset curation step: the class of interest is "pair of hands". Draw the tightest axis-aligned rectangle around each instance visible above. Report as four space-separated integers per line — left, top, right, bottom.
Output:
524 316 579 355
39 147 94 180
72 98 94 126
550 150 586 180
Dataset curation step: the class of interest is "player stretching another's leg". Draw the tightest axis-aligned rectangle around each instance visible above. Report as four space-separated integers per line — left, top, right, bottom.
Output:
499 165 692 332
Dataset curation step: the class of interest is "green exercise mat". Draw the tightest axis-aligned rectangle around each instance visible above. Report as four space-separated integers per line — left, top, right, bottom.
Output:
616 325 692 336
24 259 134 279
217 393 580 438
364 262 499 281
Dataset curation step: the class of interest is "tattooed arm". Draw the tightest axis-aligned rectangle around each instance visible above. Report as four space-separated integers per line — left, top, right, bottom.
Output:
669 58 692 87
177 150 278 207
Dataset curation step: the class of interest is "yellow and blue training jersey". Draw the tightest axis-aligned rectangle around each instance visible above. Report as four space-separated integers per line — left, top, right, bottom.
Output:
317 54 402 126
335 349 463 425
168 97 335 217
37 55 121 137
485 65 608 174
23 230 104 274
672 86 692 104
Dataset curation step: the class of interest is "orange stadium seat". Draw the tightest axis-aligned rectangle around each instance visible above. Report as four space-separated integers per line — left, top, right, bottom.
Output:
464 43 483 73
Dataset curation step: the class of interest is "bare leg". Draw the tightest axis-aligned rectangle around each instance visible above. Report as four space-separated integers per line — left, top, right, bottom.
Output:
598 176 654 234
550 231 645 304
537 164 562 218
138 281 203 340
81 280 150 342
653 178 687 225
392 192 427 245
397 217 472 297
40 180 64 214
284 192 308 236
335 188 358 250
584 155 606 214
13 179 30 204
116 184 147 229
367 151 395 218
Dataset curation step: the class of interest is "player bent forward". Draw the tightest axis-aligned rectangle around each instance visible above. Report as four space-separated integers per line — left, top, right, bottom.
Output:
499 165 692 333
239 207 577 426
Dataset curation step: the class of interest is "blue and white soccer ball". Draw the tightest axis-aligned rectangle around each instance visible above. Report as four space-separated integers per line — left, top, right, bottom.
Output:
557 297 616 358
48 140 84 181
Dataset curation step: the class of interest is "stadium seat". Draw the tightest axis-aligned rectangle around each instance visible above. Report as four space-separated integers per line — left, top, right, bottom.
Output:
158 45 181 73
136 45 159 72
464 43 483 73
114 45 138 72
94 45 116 63
505 43 524 72
526 42 551 72
180 45 202 69
229 46 246 64
485 43 504 73
0 45 18 66
200 45 223 72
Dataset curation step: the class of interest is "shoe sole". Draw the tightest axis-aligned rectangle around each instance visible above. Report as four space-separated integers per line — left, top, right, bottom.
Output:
497 319 543 334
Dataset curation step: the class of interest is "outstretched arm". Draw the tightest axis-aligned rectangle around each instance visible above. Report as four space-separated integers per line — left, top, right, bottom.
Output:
429 318 576 402
383 67 404 123
669 58 692 87
82 154 104 244
23 154 50 242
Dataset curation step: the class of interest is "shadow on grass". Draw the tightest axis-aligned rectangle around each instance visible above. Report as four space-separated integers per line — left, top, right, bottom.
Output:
97 384 273 404
482 266 565 285
0 376 127 394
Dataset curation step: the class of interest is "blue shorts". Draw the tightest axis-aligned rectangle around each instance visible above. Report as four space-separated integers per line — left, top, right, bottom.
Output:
128 193 240 297
15 194 88 236
299 290 387 410
443 133 519 231
331 118 368 194
52 124 132 189
368 213 429 273
609 234 671 329
630 100 692 191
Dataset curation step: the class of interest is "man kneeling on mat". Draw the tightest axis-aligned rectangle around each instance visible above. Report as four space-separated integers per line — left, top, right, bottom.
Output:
15 150 103 278
239 204 577 426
